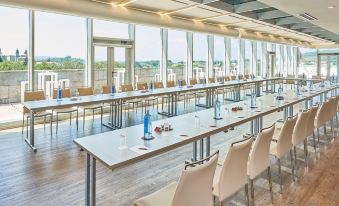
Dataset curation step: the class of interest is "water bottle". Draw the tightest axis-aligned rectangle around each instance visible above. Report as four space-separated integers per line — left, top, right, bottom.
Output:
214 96 221 120
150 81 153 92
296 81 301 95
143 110 152 140
251 90 256 108
178 80 182 89
111 84 115 96
278 85 283 96
57 85 62 101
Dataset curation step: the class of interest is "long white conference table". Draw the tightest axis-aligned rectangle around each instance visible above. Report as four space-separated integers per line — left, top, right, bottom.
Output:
74 82 338 206
23 77 281 152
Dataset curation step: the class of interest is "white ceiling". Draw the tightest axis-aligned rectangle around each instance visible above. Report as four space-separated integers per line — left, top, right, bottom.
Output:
259 0 339 38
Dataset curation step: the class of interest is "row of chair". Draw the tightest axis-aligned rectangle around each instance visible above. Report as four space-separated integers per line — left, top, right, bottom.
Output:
135 93 339 206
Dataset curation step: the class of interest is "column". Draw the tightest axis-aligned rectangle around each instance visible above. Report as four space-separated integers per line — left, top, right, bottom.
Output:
186 32 193 82
128 24 135 86
161 29 168 86
86 18 94 87
207 35 214 79
28 10 35 91
225 37 231 76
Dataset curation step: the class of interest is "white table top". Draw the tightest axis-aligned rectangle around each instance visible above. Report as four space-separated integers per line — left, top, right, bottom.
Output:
74 83 338 170
23 77 280 112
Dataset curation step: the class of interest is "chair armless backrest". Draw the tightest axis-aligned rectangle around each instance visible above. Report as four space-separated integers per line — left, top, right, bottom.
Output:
172 152 218 206
276 115 298 157
224 76 230 81
154 82 164 89
208 78 215 83
230 76 236 80
292 110 309 146
218 138 253 201
248 123 275 179
121 84 134 92
329 96 338 119
23 91 46 114
244 74 249 79
102 86 110 94
180 80 187 86
199 79 206 84
314 101 329 129
78 87 93 96
189 79 198 85
52 88 71 99
137 83 148 90
167 81 175 88
305 106 318 137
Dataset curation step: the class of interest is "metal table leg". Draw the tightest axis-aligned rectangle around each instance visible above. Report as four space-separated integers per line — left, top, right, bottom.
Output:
86 153 96 206
25 110 37 152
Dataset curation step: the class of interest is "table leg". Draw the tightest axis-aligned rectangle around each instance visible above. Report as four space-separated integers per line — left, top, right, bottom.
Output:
206 136 210 157
86 153 96 206
200 139 204 160
24 110 37 152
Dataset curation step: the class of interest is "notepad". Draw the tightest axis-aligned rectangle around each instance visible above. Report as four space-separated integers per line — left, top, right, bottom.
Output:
130 145 152 155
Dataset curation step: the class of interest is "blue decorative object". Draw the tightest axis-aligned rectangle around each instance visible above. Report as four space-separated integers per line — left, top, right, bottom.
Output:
57 85 62 102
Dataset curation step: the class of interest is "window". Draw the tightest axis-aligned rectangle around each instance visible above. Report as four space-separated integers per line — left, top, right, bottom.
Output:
0 6 29 105
168 29 187 83
230 38 239 75
276 44 281 75
244 40 252 75
35 11 86 96
299 48 317 77
256 42 263 76
135 25 161 84
213 36 225 78
193 33 207 80
93 19 129 39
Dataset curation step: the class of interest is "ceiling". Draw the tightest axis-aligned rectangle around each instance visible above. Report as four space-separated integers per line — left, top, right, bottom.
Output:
89 0 339 47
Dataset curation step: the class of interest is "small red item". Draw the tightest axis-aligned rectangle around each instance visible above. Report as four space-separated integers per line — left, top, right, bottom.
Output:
154 127 162 133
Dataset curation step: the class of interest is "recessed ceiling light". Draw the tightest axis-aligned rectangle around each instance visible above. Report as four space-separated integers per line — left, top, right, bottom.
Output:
328 5 336 9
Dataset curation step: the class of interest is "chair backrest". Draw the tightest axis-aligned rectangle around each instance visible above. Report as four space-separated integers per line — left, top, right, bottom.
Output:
305 106 318 137
244 74 249 79
224 76 230 81
52 88 71 99
275 115 298 157
189 79 198 85
329 96 339 120
78 87 93 96
248 123 275 179
172 152 218 206
208 78 215 83
121 84 134 92
137 82 148 90
315 101 328 129
217 138 253 201
180 79 187 86
167 81 175 88
102 86 110 94
23 91 46 114
292 110 309 146
154 82 164 89
230 76 236 80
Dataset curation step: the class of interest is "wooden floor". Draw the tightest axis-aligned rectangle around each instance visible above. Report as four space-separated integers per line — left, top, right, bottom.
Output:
0 97 338 206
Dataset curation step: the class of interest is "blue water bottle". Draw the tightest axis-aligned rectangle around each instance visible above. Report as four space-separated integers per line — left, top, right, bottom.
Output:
111 83 115 96
214 96 222 120
178 80 182 89
57 85 62 101
143 110 152 140
150 81 153 92
251 89 257 108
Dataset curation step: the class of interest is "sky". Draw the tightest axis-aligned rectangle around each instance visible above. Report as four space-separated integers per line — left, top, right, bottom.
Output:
0 5 240 63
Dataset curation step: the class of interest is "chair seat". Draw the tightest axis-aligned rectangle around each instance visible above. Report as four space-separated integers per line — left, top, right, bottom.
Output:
79 104 102 110
53 107 78 113
24 111 51 118
134 182 177 206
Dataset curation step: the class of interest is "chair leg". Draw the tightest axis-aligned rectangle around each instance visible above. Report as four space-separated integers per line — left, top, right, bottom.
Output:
278 158 283 193
26 117 29 138
83 110 86 130
92 110 94 121
317 128 320 144
101 107 103 126
69 113 72 125
304 139 308 167
290 149 295 181
249 178 254 206
313 131 317 159
56 114 59 134
50 114 53 136
294 146 298 176
22 114 25 135
245 183 250 206
44 116 46 130
267 166 274 204
76 110 79 131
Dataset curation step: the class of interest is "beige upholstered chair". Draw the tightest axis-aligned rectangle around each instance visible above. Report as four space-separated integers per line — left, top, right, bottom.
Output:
136 82 158 112
136 82 148 90
22 91 53 136
292 110 310 169
314 101 330 145
135 152 219 206
121 84 134 92
167 81 175 88
208 77 215 83
270 115 297 192
248 123 275 205
305 106 318 155
77 87 103 129
52 88 78 133
213 138 253 206
154 82 164 89
120 84 143 116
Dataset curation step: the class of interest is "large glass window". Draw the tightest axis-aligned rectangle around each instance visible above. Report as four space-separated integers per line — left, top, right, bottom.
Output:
276 44 281 75
0 6 28 105
135 25 161 84
299 48 317 77
168 29 187 83
35 11 86 96
256 42 263 76
193 33 207 80
244 40 252 75
213 36 225 78
93 19 129 39
230 38 239 75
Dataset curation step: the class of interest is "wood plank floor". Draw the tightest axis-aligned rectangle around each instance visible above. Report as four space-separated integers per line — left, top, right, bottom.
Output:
0 98 338 206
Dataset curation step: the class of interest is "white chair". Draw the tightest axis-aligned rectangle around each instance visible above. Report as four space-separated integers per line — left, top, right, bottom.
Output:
305 106 318 157
135 151 219 206
270 115 297 192
248 123 275 206
292 110 309 171
213 137 253 206
315 101 329 145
